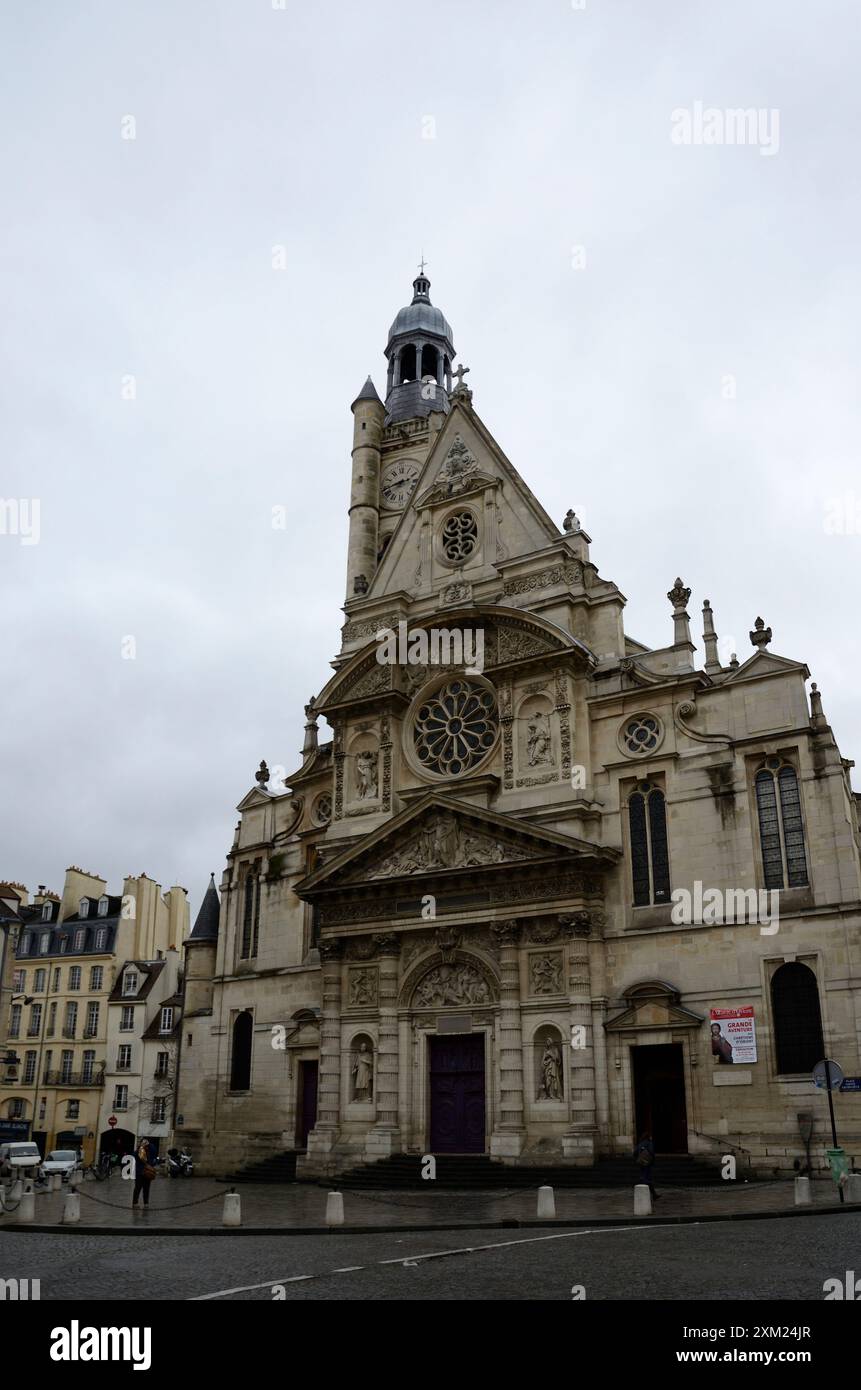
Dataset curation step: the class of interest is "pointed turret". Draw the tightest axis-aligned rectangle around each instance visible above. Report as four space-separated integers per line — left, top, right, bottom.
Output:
189 874 220 942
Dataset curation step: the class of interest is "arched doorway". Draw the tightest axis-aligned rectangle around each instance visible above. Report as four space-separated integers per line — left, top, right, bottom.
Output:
230 1010 253 1091
99 1127 135 1160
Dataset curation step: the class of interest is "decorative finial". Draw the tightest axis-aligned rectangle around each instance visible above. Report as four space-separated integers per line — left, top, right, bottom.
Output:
729 652 739 669
749 616 772 649
667 577 691 610
255 760 269 787
563 509 580 534
418 252 427 276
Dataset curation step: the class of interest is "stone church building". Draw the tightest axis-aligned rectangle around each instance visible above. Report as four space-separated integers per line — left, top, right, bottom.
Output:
177 271 861 1179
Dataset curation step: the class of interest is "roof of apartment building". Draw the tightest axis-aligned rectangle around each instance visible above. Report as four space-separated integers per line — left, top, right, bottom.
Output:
107 959 167 1003
141 993 182 1042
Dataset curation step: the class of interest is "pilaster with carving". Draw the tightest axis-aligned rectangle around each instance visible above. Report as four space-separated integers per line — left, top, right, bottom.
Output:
490 919 525 1157
554 667 572 784
559 912 597 1162
380 711 393 812
500 680 514 790
307 938 343 1166
333 722 345 820
366 933 401 1158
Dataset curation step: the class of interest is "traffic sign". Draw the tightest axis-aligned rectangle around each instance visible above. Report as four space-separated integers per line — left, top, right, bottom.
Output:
108 1115 118 1128
813 1059 844 1091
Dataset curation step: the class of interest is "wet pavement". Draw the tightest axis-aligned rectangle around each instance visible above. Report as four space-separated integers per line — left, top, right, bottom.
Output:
0 1174 852 1231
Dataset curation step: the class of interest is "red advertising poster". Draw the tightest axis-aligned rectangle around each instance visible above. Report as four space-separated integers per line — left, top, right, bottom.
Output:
710 1006 757 1064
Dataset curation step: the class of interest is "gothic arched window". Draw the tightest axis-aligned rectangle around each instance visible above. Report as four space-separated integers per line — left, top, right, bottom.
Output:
230 1010 253 1091
771 962 823 1074
628 781 670 907
755 760 808 890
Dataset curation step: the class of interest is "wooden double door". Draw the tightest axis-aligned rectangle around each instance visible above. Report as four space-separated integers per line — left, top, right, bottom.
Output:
428 1034 486 1153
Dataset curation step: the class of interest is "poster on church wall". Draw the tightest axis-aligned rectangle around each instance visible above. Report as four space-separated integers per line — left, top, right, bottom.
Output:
710 1006 757 1064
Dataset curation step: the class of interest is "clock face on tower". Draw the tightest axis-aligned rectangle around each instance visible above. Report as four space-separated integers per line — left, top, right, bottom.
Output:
381 459 420 511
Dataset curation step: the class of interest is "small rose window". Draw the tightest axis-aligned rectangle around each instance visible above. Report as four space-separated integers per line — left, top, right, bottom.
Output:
313 793 332 825
621 714 661 755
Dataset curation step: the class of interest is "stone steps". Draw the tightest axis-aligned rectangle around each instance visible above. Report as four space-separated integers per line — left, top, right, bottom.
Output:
331 1152 735 1190
223 1151 298 1184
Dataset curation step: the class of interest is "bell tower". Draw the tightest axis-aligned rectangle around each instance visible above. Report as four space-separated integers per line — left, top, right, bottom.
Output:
384 266 456 425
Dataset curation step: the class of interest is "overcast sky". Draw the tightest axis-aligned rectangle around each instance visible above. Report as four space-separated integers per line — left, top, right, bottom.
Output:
2 0 859 920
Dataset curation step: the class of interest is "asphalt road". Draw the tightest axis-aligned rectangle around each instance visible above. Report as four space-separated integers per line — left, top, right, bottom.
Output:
1 1212 858 1301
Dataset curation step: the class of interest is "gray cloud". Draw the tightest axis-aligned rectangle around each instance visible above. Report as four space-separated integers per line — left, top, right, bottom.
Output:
2 0 859 917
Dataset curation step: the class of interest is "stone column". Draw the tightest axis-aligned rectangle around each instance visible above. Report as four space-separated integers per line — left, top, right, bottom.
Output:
366 933 401 1159
490 919 525 1159
560 912 597 1164
306 937 343 1171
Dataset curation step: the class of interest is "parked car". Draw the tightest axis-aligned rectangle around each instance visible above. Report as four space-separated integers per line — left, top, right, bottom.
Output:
0 1141 42 1180
39 1149 82 1182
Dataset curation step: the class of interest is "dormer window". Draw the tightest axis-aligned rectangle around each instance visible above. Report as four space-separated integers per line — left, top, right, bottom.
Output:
79 900 90 919
97 896 109 917
122 970 139 997
159 1007 174 1034
94 928 108 950
41 903 52 921
39 933 51 955
73 929 86 951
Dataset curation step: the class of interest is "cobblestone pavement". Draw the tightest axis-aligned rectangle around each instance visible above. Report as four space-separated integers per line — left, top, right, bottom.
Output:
0 1174 852 1231
0 1212 858 1301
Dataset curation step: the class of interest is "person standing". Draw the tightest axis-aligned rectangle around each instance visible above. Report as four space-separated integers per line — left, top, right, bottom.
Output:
132 1138 155 1210
634 1129 659 1200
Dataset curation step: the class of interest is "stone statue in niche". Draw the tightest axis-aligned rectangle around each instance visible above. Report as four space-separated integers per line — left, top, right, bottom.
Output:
413 963 490 1008
356 750 379 800
538 1039 563 1101
530 953 563 995
352 1041 374 1101
526 711 552 766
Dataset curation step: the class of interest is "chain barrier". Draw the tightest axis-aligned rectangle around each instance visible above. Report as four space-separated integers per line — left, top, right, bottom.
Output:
337 1186 521 1208
74 1183 227 1212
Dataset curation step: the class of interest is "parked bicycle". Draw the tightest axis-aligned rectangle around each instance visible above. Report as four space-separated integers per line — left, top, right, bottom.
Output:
84 1152 114 1182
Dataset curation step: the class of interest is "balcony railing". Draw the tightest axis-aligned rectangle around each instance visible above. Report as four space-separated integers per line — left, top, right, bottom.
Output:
43 1069 105 1087
83 1027 99 1038
62 1028 77 1039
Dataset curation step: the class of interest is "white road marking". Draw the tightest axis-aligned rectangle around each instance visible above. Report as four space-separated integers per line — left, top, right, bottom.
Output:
191 1223 680 1300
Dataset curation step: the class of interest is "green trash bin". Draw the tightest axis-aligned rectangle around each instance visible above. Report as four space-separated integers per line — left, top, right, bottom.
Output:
826 1147 849 1185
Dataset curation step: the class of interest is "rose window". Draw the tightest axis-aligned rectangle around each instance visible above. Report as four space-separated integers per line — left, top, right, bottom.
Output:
622 714 660 755
414 679 498 776
441 511 478 563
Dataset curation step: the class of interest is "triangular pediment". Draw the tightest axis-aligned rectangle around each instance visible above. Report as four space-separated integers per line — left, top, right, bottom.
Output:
295 793 618 896
605 981 705 1033
235 786 277 812
367 403 563 602
723 650 809 684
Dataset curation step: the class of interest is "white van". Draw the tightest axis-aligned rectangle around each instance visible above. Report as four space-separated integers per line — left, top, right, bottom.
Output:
0 1141 42 1179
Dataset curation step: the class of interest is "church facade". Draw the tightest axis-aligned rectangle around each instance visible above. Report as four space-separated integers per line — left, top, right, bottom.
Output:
177 272 861 1179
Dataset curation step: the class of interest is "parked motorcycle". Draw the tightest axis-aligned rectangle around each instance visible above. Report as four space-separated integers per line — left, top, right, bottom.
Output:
166 1147 194 1178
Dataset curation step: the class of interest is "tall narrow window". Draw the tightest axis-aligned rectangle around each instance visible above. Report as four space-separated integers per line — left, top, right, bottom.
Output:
82 1050 95 1083
230 1010 253 1091
628 782 671 906
240 863 261 959
755 759 809 890
771 962 823 1073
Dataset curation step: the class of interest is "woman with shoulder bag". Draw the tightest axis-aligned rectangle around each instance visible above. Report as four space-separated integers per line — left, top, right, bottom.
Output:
132 1138 156 1209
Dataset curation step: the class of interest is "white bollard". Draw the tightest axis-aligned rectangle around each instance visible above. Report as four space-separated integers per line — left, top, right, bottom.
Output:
51 1173 62 1193
19 1184 35 1223
634 1183 652 1216
537 1185 556 1219
222 1190 241 1227
326 1191 345 1227
69 1168 80 1189
10 1179 22 1203
62 1191 80 1224
794 1175 812 1206
845 1173 861 1204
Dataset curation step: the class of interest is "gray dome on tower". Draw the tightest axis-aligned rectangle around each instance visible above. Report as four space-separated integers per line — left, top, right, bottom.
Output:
384 269 456 425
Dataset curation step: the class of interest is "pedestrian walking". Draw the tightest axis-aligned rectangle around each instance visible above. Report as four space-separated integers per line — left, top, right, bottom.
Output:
634 1129 660 1199
132 1138 156 1209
